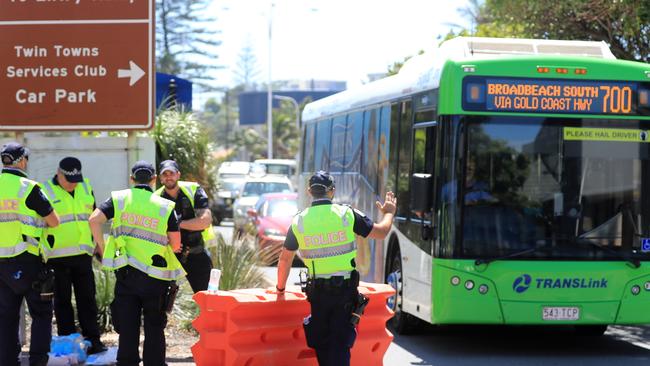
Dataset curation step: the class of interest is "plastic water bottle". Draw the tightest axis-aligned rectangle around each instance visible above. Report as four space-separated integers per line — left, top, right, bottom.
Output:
207 268 221 294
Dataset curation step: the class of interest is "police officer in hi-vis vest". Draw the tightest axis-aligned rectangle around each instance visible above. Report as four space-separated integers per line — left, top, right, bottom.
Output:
0 142 60 366
275 171 396 366
154 160 215 293
89 161 185 366
41 157 107 354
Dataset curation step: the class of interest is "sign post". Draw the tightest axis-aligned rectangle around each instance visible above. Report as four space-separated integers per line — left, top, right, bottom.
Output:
0 0 154 130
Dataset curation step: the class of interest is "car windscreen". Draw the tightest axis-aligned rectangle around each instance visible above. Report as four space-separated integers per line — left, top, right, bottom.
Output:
265 199 298 217
265 164 292 175
242 182 291 197
219 181 242 191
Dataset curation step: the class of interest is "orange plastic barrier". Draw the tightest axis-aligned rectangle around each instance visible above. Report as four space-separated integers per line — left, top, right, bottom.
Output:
191 282 395 366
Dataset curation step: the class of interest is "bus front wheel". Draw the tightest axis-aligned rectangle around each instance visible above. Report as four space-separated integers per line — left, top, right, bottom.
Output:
386 248 414 334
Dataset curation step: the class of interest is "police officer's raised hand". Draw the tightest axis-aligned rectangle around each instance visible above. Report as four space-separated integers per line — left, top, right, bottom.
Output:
376 191 397 215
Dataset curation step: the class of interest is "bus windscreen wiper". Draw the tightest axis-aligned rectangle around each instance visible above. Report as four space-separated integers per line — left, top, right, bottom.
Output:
474 245 551 266
573 237 640 269
574 202 643 269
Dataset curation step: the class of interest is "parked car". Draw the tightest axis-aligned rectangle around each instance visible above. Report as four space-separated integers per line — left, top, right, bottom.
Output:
254 159 297 188
211 161 252 225
232 175 293 234
243 193 298 264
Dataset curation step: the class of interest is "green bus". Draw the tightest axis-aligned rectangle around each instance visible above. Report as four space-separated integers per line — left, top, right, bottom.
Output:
299 37 650 335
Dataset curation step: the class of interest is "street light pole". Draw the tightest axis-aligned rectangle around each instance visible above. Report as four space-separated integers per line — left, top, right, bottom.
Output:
266 1 274 159
273 95 300 130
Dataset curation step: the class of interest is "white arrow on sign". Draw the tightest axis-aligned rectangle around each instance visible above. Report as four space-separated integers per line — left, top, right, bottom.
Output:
117 61 145 86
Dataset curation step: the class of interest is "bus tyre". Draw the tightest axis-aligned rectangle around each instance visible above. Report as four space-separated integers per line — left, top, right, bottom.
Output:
575 325 608 336
386 248 416 334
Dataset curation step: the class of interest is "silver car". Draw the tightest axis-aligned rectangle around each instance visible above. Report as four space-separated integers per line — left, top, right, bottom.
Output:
232 175 294 236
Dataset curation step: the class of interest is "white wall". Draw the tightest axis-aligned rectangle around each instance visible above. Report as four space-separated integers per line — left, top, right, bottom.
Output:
1 134 155 204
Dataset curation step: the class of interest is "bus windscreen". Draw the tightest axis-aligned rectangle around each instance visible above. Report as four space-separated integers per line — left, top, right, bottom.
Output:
463 76 650 116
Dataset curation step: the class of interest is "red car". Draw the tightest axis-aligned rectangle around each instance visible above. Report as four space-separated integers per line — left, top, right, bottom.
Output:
244 192 298 264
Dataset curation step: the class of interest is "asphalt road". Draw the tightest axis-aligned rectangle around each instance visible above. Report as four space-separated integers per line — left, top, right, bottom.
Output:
215 222 650 366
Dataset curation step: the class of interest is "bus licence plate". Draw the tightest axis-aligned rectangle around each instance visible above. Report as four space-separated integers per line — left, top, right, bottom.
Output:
542 307 580 321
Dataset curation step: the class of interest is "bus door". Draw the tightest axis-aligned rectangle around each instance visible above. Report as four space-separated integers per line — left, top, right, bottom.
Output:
407 121 437 252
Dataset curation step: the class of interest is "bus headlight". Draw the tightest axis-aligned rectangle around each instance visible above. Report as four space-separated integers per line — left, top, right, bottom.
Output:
451 276 461 286
465 280 475 290
644 281 650 291
631 285 641 295
478 284 489 294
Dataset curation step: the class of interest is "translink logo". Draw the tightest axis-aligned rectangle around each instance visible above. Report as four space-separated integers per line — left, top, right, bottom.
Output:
512 274 608 293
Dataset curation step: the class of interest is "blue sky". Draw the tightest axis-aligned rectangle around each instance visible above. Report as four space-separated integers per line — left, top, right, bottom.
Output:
200 0 471 104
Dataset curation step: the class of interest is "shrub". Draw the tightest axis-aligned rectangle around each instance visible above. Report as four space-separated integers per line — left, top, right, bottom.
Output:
93 260 115 333
208 232 269 291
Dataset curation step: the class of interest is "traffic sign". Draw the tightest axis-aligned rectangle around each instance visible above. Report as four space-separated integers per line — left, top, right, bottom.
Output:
0 0 154 130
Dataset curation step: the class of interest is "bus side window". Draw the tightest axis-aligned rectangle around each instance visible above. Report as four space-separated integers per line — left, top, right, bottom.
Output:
302 123 316 173
345 112 364 174
363 108 380 191
387 103 401 194
330 116 347 173
411 125 437 219
396 100 413 218
314 119 332 171
378 105 391 195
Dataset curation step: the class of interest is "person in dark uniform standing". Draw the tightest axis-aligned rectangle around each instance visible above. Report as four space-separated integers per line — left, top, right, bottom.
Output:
275 171 396 366
89 161 185 366
0 142 60 366
41 157 107 354
154 160 214 293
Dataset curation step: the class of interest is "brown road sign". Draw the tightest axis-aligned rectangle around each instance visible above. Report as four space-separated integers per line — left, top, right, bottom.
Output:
0 0 154 131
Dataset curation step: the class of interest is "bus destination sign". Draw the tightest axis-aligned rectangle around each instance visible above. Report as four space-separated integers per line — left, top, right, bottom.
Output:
463 76 650 116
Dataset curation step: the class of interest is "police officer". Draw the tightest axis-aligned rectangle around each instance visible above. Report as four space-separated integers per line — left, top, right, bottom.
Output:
41 157 107 354
88 161 185 366
154 160 214 293
0 142 60 366
275 171 396 366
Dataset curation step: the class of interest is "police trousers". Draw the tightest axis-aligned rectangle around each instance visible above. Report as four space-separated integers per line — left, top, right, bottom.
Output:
0 253 52 366
112 267 169 366
176 249 212 293
303 284 358 366
49 254 101 341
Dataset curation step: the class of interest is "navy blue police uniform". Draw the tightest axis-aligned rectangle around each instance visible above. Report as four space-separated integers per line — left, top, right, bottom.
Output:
0 143 55 366
283 195 374 366
45 157 106 354
97 162 180 366
157 160 213 293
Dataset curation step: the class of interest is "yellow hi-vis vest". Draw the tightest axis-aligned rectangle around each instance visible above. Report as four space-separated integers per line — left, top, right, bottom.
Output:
292 203 356 277
41 178 95 260
102 188 185 281
0 172 46 258
154 181 216 244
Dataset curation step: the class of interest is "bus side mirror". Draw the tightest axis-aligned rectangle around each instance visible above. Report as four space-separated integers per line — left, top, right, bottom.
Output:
410 173 433 213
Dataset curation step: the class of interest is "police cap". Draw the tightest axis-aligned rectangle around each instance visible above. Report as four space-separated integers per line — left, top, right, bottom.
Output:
159 160 180 174
58 157 84 183
131 160 155 181
309 170 335 191
1 142 30 166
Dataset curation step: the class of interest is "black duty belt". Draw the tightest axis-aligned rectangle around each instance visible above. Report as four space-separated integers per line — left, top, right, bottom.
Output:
313 276 355 289
187 246 205 254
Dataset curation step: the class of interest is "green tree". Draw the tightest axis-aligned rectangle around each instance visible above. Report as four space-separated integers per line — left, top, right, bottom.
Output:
156 0 222 89
197 85 245 151
230 96 305 160
233 42 262 91
151 109 216 192
463 0 649 61
267 99 303 158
